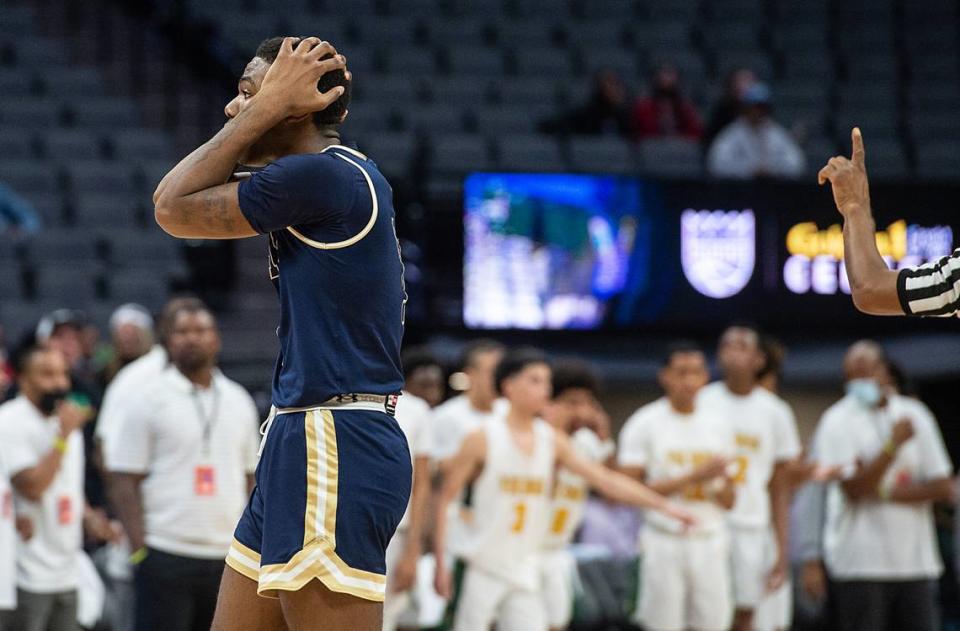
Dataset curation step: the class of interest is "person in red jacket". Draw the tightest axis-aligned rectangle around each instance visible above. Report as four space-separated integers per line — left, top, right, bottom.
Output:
632 63 703 141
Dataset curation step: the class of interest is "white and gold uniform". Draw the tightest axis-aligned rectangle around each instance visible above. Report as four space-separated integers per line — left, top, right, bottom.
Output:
455 416 554 631
698 382 801 615
540 428 613 629
619 397 736 631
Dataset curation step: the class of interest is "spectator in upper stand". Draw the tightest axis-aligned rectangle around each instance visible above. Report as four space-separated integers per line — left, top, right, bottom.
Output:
704 67 757 149
539 69 632 137
707 83 806 180
0 183 41 235
631 63 703 141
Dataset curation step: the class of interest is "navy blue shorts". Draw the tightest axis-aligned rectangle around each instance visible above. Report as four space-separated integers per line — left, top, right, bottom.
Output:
227 407 411 601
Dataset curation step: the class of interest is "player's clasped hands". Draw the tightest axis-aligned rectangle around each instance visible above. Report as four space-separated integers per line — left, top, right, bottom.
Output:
818 127 872 217
256 36 348 120
692 456 729 483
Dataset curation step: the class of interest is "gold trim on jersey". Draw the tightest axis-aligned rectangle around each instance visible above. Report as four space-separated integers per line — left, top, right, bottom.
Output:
286 152 378 250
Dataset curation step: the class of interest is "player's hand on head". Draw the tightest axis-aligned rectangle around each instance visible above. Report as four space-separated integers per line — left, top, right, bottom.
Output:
257 36 347 120
818 127 871 217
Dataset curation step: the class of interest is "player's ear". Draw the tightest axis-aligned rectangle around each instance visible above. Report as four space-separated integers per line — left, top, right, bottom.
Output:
338 109 349 124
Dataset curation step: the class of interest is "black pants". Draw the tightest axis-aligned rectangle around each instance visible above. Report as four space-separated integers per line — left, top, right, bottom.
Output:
134 548 224 631
832 578 939 631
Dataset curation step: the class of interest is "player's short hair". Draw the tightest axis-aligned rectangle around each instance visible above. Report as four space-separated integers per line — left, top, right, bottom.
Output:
551 359 599 399
757 335 786 381
495 347 550 395
721 321 761 348
158 297 210 344
460 338 505 371
255 36 352 128
664 340 704 367
401 345 442 380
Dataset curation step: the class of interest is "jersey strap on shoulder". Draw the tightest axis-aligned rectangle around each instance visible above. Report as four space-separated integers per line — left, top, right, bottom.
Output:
286 148 377 250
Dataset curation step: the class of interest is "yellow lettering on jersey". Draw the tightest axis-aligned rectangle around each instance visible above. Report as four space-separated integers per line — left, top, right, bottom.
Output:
511 502 526 533
735 434 760 451
550 508 570 534
499 476 545 495
732 455 750 484
555 483 586 502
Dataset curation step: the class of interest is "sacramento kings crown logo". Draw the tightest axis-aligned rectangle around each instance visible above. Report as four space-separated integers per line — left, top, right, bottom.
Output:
680 209 756 299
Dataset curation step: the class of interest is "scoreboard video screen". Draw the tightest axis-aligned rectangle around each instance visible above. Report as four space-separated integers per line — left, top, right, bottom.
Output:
463 173 957 332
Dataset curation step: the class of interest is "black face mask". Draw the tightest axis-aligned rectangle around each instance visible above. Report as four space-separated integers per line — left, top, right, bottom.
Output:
38 389 69 416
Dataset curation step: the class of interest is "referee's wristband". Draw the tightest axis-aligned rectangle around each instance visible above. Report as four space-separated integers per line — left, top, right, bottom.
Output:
53 437 68 455
883 439 897 457
129 547 149 565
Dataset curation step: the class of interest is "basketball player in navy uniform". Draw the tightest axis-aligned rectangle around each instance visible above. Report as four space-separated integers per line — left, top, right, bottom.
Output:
154 37 409 631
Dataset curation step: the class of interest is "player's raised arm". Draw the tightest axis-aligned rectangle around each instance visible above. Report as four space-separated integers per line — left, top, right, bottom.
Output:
818 128 903 315
154 37 346 239
554 429 696 527
432 429 486 598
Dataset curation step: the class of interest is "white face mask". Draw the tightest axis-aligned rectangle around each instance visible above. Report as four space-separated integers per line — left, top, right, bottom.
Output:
846 378 882 408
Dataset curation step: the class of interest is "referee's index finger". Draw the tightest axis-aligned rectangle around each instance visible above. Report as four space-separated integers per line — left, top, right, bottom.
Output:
851 127 865 167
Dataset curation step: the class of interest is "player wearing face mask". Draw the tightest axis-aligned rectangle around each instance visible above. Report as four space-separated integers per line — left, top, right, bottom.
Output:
811 341 954 631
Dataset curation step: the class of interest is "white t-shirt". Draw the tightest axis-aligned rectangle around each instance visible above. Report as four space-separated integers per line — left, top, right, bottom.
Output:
815 393 953 579
544 428 614 549
619 397 736 534
430 395 508 460
698 382 801 529
464 416 555 591
105 367 259 559
94 345 168 443
0 450 17 609
0 396 85 593
394 391 432 530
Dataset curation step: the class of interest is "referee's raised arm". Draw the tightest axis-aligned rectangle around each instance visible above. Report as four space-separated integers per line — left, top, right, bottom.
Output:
818 128 960 317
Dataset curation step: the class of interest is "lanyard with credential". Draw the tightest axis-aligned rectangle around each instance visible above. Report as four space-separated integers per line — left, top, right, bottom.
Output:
192 385 221 459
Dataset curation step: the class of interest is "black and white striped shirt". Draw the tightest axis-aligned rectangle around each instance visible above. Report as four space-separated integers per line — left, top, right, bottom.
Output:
897 248 960 317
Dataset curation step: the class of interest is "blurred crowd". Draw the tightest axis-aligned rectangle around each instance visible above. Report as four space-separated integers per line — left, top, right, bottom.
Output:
541 64 806 180
0 300 956 631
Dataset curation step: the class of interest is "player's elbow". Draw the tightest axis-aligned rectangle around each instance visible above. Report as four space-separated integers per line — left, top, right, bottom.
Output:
850 281 895 315
153 200 185 238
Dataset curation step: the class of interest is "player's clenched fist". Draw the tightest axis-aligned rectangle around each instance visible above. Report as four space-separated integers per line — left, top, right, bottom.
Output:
818 127 872 217
257 36 347 120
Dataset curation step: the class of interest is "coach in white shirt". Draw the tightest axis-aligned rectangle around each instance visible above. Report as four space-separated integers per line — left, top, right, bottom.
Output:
106 302 259 631
0 346 96 631
814 341 954 631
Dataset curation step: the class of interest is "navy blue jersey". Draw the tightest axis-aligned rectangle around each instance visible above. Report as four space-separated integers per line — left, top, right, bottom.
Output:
238 145 405 408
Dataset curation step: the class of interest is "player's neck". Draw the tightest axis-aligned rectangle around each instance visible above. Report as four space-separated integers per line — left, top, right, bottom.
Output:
668 397 695 415
246 128 342 164
467 391 494 413
723 376 755 396
505 406 536 428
